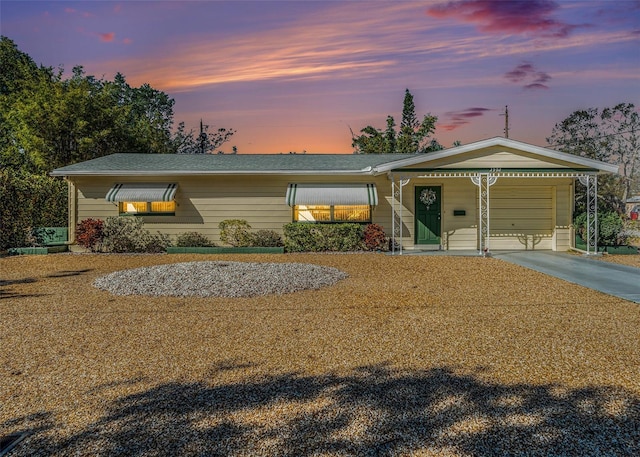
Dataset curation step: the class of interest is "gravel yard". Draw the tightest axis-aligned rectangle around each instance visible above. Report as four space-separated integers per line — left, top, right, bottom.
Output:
598 253 640 268
1 253 639 456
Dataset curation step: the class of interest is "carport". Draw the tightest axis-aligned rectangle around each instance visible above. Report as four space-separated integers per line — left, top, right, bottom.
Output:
381 138 617 255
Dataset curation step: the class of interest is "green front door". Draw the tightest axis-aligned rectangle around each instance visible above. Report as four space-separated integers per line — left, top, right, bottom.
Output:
415 186 441 245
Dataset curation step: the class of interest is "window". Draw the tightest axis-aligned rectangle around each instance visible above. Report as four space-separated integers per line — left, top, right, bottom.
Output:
119 201 176 215
286 183 377 223
107 183 178 215
294 205 371 223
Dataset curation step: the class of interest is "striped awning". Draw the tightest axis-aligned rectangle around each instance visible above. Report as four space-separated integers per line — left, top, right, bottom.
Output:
106 183 177 202
286 183 378 206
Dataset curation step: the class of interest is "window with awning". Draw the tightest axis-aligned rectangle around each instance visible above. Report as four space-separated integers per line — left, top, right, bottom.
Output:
106 183 177 215
286 184 377 223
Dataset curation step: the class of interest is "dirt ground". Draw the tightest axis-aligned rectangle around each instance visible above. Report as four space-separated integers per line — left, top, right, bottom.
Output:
1 253 639 456
598 252 640 268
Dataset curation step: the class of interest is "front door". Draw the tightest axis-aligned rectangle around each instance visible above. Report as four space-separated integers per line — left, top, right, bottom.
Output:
415 186 441 245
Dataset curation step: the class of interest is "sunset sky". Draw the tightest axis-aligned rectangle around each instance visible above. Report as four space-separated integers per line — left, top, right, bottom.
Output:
1 0 639 153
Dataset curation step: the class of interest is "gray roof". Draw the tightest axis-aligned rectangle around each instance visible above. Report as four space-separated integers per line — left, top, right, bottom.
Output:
50 137 618 177
50 152 419 176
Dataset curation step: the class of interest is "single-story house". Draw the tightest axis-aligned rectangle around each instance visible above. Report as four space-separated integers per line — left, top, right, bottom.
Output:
51 137 617 253
626 196 640 220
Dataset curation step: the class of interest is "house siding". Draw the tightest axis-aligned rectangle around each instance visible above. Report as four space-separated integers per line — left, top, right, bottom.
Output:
394 178 573 251
71 175 394 244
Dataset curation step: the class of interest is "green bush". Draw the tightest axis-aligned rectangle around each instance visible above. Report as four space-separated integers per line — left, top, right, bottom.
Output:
175 231 215 247
283 223 364 252
251 229 283 247
0 169 67 250
102 216 172 253
575 211 627 246
219 219 253 247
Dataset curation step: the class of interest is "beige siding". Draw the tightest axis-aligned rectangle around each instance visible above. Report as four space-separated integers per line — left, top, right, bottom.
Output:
72 175 394 244
489 185 553 250
392 177 574 251
404 145 590 170
441 151 565 169
70 173 574 251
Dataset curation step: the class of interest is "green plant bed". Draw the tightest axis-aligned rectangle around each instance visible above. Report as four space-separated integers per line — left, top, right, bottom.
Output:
8 247 49 255
603 245 639 255
167 246 285 254
575 236 638 254
7 245 69 255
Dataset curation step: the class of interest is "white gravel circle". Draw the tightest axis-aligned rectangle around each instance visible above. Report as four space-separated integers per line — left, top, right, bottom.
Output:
93 261 348 297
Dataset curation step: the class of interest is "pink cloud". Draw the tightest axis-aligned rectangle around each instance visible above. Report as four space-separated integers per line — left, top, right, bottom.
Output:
440 107 492 131
100 32 115 43
114 4 122 13
427 0 584 38
505 61 551 89
122 38 133 45
64 7 76 14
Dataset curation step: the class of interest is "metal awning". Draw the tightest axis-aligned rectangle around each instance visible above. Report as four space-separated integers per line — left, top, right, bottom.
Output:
286 183 378 206
106 183 177 202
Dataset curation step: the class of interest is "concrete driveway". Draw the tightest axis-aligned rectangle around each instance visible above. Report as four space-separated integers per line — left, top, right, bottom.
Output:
494 251 640 304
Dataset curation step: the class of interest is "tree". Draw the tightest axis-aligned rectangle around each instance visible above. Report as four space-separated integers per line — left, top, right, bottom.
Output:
170 120 235 154
601 103 639 203
352 89 440 154
0 37 234 245
547 104 640 214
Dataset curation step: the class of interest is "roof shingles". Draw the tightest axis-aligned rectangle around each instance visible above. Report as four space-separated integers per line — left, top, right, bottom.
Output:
50 153 419 176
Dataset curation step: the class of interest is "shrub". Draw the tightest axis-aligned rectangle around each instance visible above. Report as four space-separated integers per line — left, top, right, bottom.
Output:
283 223 364 252
219 219 253 247
0 169 67 250
251 229 283 247
176 231 215 247
575 211 627 246
363 224 388 251
76 218 104 252
102 216 172 253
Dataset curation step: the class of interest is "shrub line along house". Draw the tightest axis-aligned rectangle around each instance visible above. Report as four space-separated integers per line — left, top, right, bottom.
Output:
51 137 617 254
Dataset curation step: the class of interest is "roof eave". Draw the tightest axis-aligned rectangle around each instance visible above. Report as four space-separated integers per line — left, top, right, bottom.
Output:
50 169 376 177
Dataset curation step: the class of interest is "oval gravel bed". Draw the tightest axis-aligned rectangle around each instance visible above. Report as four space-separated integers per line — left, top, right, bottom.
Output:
93 261 348 297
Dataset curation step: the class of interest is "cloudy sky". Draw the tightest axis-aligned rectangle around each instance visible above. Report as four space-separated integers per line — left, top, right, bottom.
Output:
2 0 639 153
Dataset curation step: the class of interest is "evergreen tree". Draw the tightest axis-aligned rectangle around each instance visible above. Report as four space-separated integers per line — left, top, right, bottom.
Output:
352 89 439 154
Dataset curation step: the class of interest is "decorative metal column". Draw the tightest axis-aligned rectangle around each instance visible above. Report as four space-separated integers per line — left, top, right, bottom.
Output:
471 173 497 255
391 177 410 255
578 174 598 255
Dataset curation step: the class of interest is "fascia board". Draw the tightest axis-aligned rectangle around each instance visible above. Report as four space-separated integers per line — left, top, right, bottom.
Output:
50 169 375 177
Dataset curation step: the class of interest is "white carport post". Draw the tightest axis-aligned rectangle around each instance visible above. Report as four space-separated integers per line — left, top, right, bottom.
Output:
471 173 497 255
391 175 410 255
578 174 598 255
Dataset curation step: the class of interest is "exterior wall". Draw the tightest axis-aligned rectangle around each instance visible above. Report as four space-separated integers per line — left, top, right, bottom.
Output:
71 175 394 244
403 146 587 170
394 177 574 251
70 174 574 251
